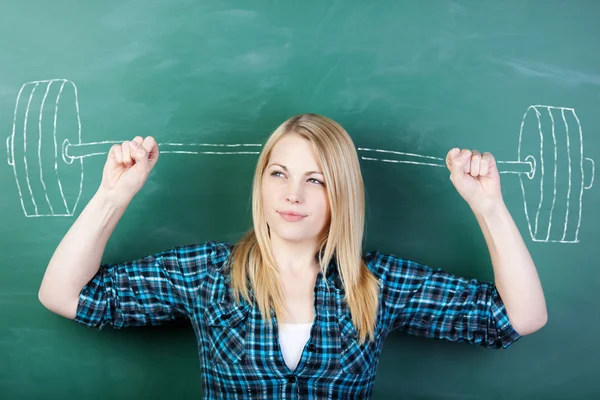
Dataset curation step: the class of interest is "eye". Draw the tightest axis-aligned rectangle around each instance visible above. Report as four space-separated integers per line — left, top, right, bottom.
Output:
270 171 324 186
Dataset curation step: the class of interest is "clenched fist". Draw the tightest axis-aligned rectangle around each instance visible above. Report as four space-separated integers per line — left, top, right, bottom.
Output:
446 148 503 215
100 136 159 203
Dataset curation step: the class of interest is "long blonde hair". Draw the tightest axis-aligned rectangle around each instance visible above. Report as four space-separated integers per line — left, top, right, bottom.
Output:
229 114 380 343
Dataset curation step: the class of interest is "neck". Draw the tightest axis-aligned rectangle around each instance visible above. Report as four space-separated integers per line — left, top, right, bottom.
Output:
269 235 320 275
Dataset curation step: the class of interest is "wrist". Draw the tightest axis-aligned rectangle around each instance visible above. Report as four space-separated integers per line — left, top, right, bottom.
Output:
471 197 507 219
94 187 132 211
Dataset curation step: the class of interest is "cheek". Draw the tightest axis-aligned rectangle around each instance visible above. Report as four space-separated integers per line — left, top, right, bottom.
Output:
261 183 271 213
261 178 273 200
262 178 281 198
316 192 330 220
261 180 281 218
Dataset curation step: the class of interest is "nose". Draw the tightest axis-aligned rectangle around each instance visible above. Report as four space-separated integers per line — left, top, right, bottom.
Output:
285 180 304 204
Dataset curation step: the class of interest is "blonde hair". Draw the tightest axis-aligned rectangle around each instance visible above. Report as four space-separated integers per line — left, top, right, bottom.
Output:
229 114 380 343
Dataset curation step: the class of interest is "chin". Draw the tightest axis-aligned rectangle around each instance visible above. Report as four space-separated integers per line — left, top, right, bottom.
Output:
269 227 316 243
274 232 313 243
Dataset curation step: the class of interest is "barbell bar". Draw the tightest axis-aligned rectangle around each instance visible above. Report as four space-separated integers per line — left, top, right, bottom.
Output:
5 79 595 244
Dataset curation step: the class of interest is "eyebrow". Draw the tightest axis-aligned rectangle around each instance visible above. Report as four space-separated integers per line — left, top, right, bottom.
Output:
268 163 323 176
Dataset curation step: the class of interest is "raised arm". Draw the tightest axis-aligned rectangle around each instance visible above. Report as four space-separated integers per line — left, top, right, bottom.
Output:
38 136 159 320
369 148 547 349
445 148 547 335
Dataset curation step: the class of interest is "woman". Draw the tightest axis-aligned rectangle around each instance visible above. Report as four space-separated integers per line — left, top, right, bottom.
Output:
38 114 547 399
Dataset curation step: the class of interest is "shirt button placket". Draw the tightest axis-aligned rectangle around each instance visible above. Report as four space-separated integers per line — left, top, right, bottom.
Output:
288 374 299 398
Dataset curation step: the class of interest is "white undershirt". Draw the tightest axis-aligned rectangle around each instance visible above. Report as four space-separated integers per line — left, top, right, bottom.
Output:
278 322 313 371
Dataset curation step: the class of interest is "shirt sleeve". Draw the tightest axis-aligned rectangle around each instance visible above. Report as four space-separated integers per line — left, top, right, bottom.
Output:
367 250 522 349
74 241 218 329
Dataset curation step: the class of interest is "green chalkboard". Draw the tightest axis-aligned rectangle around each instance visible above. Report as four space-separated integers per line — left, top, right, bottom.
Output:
1 1 599 399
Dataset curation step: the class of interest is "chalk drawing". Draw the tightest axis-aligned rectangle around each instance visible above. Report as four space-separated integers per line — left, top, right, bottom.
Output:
357 147 534 174
5 79 594 245
515 105 592 244
358 105 593 244
63 141 262 162
7 79 261 218
8 79 83 217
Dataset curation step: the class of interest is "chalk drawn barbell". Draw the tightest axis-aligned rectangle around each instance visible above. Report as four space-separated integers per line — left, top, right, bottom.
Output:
5 79 595 244
359 105 595 244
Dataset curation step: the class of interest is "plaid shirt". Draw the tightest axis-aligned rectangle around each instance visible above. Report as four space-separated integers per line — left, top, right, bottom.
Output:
76 241 521 399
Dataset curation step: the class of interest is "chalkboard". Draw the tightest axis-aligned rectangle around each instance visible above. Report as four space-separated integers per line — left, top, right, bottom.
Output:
1 1 599 399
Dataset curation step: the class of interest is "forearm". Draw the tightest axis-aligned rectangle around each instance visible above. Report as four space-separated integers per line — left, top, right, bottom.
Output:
473 200 548 336
38 188 130 319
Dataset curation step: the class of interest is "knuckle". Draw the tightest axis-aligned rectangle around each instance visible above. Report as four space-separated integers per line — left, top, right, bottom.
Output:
143 136 157 147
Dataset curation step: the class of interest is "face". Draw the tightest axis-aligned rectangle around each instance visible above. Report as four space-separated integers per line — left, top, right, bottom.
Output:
261 134 331 245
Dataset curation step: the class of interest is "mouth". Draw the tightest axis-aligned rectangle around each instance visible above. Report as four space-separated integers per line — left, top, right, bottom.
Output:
277 210 307 222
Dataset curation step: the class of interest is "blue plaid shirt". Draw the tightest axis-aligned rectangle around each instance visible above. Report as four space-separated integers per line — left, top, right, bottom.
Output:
76 241 521 399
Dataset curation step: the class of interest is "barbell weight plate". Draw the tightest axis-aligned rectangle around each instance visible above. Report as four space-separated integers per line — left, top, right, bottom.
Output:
544 106 576 243
559 108 585 243
518 106 589 243
518 105 555 243
8 79 83 217
9 81 39 217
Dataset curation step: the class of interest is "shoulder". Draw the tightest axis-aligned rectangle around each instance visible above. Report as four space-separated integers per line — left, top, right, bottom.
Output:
171 240 234 273
362 249 434 283
176 241 238 306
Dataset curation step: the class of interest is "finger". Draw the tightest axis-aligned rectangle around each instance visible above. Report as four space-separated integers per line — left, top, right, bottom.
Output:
461 149 472 174
481 152 496 176
129 140 147 161
445 148 461 171
479 154 488 176
131 136 147 165
133 136 144 146
470 150 481 177
109 144 123 165
447 148 466 183
129 140 149 171
142 136 159 167
122 140 133 167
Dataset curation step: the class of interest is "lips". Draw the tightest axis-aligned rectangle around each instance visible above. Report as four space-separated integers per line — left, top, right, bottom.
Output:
278 210 307 217
278 210 307 222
